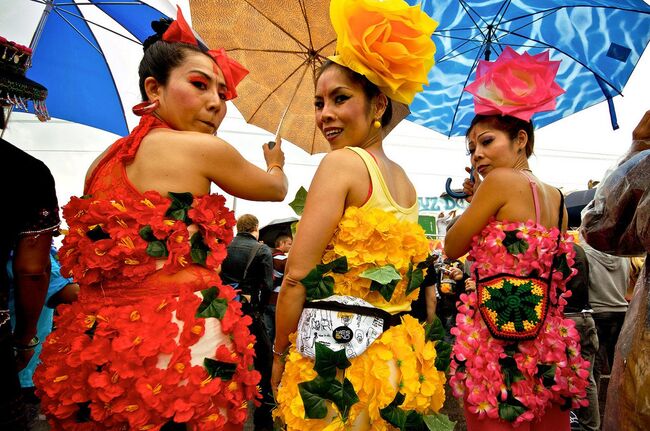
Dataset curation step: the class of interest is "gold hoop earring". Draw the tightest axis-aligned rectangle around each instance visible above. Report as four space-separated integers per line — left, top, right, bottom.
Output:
373 119 381 129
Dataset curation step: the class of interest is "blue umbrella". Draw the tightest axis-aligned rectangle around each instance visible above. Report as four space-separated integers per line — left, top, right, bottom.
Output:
15 0 174 136
406 0 650 138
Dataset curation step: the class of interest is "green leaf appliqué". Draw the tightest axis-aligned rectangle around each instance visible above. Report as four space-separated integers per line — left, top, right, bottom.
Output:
86 225 111 241
166 191 194 223
405 262 425 296
313 342 351 379
190 231 210 266
203 358 236 380
422 413 456 431
502 230 529 255
362 265 402 302
289 186 308 216
298 376 330 419
360 265 402 285
302 257 348 301
196 286 228 319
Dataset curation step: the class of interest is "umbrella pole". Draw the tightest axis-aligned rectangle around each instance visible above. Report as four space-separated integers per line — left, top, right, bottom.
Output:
30 0 55 52
595 75 619 131
275 64 310 142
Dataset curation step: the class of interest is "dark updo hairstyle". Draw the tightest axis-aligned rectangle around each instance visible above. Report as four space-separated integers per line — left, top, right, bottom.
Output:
466 114 535 158
316 60 393 127
138 18 204 101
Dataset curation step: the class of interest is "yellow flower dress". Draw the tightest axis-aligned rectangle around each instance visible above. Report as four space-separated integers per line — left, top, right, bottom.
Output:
274 147 449 431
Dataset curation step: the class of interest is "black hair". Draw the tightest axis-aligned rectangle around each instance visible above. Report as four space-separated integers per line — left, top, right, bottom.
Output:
466 114 535 158
138 18 204 101
316 60 393 127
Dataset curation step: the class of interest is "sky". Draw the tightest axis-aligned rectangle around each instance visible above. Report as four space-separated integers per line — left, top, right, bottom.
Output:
1 0 649 229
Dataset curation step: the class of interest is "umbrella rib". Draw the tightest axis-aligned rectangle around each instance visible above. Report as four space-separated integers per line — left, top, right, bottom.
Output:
488 0 512 28
497 5 650 27
52 8 103 55
458 0 489 38
448 48 485 136
437 42 483 64
48 3 130 129
507 30 622 95
242 0 310 52
52 5 142 45
51 1 150 5
299 0 316 54
227 48 311 54
77 2 131 130
247 58 311 123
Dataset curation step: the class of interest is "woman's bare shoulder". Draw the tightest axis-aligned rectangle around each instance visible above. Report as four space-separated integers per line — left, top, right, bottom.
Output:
319 147 367 171
480 167 529 191
145 128 229 149
139 129 237 165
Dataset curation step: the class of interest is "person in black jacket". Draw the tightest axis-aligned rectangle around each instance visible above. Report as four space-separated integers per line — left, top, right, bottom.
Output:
220 214 274 431
221 214 274 307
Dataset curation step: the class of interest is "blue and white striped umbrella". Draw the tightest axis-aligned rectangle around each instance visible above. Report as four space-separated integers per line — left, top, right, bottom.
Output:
11 0 177 136
407 0 650 137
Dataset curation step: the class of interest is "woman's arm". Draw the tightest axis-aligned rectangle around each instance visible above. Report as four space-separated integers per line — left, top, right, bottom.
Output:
131 130 288 201
444 169 510 259
196 134 288 201
424 285 437 324
12 232 53 370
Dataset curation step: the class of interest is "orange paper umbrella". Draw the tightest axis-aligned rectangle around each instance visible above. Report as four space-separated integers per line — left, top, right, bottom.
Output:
190 0 408 154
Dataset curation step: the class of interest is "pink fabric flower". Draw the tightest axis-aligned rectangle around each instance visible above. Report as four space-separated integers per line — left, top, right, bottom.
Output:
464 46 565 121
450 217 589 424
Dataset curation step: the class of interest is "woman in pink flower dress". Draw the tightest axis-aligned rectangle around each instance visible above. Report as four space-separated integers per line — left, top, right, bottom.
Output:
34 10 288 431
444 47 590 430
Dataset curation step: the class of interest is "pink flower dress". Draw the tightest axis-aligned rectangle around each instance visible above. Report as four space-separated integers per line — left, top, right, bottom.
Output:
449 176 590 428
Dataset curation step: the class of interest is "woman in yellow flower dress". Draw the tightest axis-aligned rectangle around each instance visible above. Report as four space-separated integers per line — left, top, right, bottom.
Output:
271 1 452 430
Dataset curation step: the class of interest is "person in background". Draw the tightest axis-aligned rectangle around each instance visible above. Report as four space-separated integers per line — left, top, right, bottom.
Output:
33 9 287 430
265 233 292 341
563 243 599 431
580 237 630 391
220 214 274 310
271 1 447 429
220 214 275 431
444 47 590 429
0 36 59 430
7 247 79 424
581 109 650 430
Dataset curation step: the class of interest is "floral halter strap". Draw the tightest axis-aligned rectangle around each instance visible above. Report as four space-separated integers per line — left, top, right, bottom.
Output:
84 115 168 197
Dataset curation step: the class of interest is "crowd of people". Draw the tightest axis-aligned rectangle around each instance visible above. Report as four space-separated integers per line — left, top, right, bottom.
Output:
1 0 649 430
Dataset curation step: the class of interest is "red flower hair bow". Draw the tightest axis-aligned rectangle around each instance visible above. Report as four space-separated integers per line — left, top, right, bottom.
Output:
162 7 248 100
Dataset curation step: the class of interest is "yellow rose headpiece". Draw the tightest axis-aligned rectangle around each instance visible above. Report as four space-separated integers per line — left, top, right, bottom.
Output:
328 0 438 105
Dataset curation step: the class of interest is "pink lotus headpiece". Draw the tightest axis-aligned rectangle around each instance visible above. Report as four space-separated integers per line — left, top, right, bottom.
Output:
464 46 564 121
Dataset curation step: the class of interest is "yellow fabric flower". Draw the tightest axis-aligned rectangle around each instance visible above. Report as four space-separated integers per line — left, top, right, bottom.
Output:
274 208 442 429
329 0 438 104
276 318 446 430
323 206 429 309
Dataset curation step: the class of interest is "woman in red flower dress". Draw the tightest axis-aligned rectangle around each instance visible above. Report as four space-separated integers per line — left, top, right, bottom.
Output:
443 48 590 430
33 11 287 431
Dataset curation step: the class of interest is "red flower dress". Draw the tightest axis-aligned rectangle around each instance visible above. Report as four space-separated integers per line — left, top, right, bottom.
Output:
449 179 591 428
34 115 259 431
